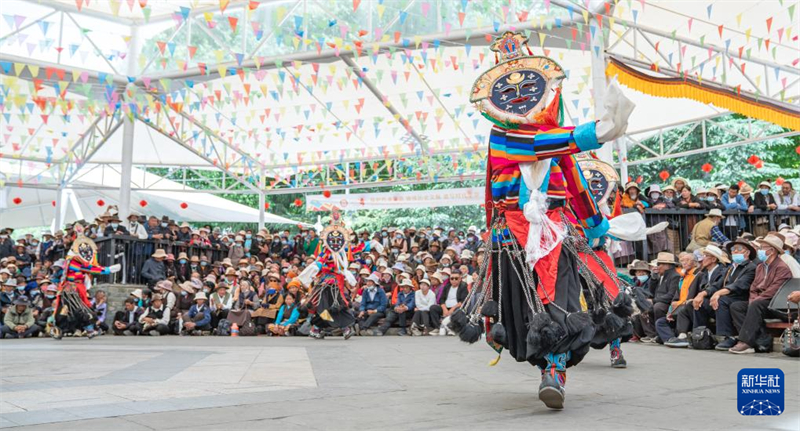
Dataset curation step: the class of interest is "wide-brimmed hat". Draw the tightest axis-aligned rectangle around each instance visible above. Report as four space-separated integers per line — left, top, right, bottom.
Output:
655 252 677 265
267 272 280 280
419 278 431 287
222 258 233 267
725 238 756 259
204 274 217 283
672 177 688 187
391 263 405 272
758 234 785 254
702 244 730 264
12 295 29 306
179 281 197 294
430 272 443 283
739 183 753 194
662 185 676 193
3 278 16 287
130 288 143 299
152 249 168 258
399 279 414 288
194 292 207 301
367 273 381 284
237 258 249 266
224 267 237 276
155 280 173 291
358 268 371 276
166 253 175 261
647 184 662 195
624 181 640 192
151 293 164 302
706 209 723 218
190 255 200 263
628 259 651 275
381 269 394 276
757 181 771 189
178 252 189 260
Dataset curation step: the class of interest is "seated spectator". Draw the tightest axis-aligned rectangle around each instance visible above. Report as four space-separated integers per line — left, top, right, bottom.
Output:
139 293 170 336
411 279 437 335
209 284 233 328
92 290 109 334
431 269 468 335
639 253 679 343
182 292 211 335
688 245 729 331
268 293 300 336
376 279 416 336
1 296 39 339
687 209 727 252
775 181 800 211
776 233 800 278
357 273 387 333
729 234 793 354
113 298 143 336
659 252 700 345
233 280 260 311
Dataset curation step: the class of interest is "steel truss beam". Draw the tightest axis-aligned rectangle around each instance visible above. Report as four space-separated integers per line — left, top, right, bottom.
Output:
618 113 800 167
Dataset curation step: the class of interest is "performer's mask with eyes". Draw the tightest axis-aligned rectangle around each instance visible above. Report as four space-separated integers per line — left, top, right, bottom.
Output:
489 71 546 117
79 243 93 262
579 159 619 205
325 230 346 252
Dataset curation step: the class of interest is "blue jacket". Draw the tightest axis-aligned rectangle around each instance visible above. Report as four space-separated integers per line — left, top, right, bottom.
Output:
394 290 415 310
276 304 300 326
360 287 387 313
721 193 748 211
187 304 211 327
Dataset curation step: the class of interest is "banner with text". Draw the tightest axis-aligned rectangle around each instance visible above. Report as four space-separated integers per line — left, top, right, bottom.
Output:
306 187 483 212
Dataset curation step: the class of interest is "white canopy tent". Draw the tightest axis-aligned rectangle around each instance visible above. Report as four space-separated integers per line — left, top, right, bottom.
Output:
0 163 306 229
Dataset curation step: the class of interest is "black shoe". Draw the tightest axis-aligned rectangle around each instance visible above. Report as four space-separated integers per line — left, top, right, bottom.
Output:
398 329 408 336
715 337 737 351
538 371 565 410
372 329 384 336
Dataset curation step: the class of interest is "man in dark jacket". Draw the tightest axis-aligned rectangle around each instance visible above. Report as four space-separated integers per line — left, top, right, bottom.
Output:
430 269 468 332
709 240 757 350
729 235 793 354
641 252 680 342
102 215 129 237
376 279 416 336
0 230 15 260
113 298 143 335
141 249 167 288
689 245 731 334
357 273 387 332
753 181 778 211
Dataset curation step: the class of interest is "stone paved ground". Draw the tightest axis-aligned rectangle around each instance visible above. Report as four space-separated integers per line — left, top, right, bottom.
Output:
0 336 797 430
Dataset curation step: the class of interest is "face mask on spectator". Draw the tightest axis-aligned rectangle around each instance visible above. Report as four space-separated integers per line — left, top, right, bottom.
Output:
46 293 56 299
637 275 649 283
246 234 252 239
181 291 188 297
179 259 187 264
365 259 372 265
760 189 769 195
731 253 746 264
161 222 168 227
0 235 6 239
650 192 661 200
201 262 208 266
706 196 715 202
16 285 25 292
110 223 119 229
757 250 768 262
30 289 39 296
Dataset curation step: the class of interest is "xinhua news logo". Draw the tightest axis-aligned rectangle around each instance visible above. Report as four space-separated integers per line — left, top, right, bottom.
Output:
737 368 784 416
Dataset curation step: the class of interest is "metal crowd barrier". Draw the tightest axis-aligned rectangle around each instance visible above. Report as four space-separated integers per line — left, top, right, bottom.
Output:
612 209 798 266
92 236 228 285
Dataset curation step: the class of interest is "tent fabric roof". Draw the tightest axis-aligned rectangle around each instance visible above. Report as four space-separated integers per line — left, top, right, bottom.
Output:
0 164 306 228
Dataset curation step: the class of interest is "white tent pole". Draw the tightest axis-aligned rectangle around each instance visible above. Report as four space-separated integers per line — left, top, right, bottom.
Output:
618 138 629 183
590 14 612 163
120 27 139 221
52 186 64 231
258 166 265 231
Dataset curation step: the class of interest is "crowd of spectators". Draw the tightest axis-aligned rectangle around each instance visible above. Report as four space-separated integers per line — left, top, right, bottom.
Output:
0 178 797 353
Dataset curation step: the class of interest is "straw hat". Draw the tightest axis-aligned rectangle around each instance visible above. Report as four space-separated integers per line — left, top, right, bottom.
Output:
366 273 381 284
190 255 200 263
222 258 232 267
155 280 173 291
739 183 753 194
419 278 431 287
628 260 651 275
702 244 730 264
758 234 785 254
359 268 370 276
399 279 414 288
624 181 640 192
194 292 207 301
152 249 167 258
430 272 443 283
725 237 756 259
706 209 723 218
655 252 676 265
757 181 771 189
178 252 188 260
224 267 237 277
179 281 197 294
130 288 143 299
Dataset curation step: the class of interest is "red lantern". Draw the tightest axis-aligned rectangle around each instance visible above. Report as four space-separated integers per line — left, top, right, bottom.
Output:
293 198 303 207
180 202 188 209
51 200 56 207
701 163 713 173
747 155 760 165
796 145 800 155
754 160 764 169
12 197 21 205
776 177 785 186
139 200 148 207
264 202 270 210
658 170 670 181
323 190 332 198
96 199 105 207
635 175 643 184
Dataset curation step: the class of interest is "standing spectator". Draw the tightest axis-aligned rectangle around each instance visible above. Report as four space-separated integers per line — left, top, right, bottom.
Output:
754 181 778 210
0 229 15 260
376 278 415 336
139 294 170 336
701 188 725 211
228 236 245 263
675 185 702 210
1 296 39 339
102 215 129 236
622 182 648 214
113 298 143 336
141 249 167 288
729 234 793 354
357 273 387 333
124 213 148 239
411 279 437 335
721 184 748 239
775 181 800 211
177 223 192 242
686 209 727 252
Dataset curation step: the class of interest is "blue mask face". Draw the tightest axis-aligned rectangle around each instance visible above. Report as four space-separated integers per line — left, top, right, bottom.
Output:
201 262 208 266
786 250 792 255
707 196 716 202
489 70 546 116
179 259 187 264
731 253 746 264
16 286 25 292
757 250 768 262
246 234 252 239
46 294 56 299
760 189 769 195
636 275 649 283
110 223 119 229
